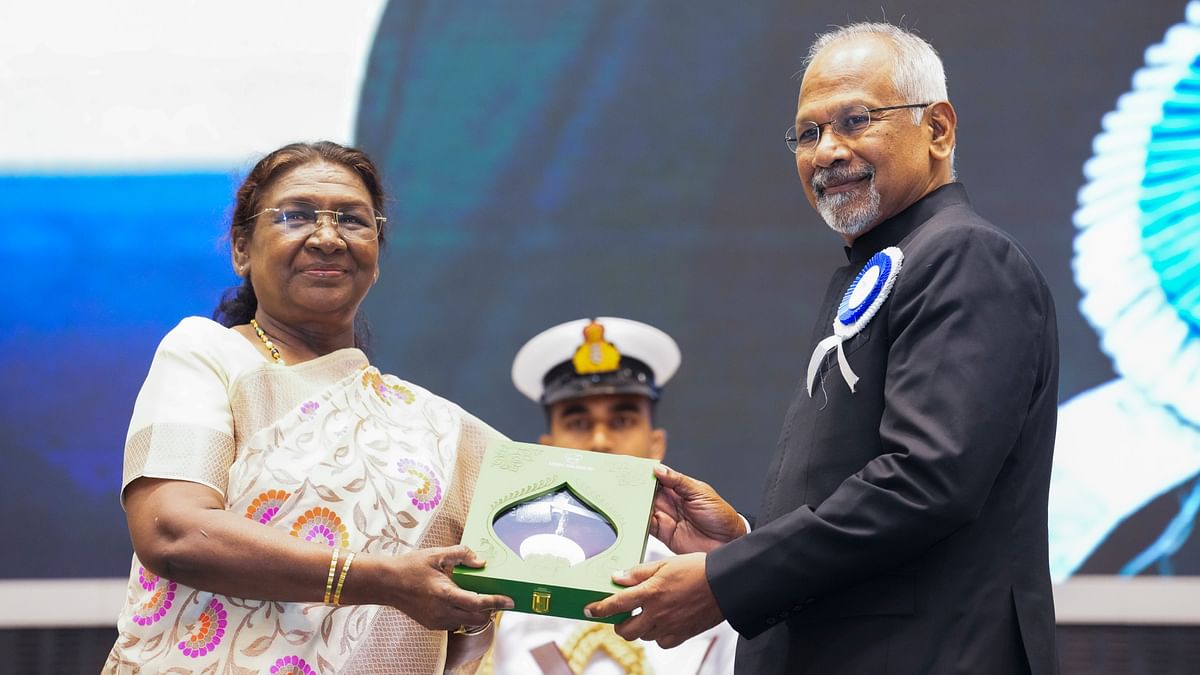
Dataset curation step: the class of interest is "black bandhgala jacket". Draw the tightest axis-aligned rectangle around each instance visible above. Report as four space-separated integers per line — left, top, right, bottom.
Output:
707 183 1060 675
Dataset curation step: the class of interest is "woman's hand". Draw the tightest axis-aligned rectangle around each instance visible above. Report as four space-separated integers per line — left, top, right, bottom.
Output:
368 545 513 631
125 477 513 629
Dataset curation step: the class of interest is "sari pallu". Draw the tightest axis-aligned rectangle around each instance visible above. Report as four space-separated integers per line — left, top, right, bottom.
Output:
107 319 498 675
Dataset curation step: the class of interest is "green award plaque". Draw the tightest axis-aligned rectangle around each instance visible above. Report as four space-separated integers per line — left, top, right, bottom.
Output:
452 438 659 623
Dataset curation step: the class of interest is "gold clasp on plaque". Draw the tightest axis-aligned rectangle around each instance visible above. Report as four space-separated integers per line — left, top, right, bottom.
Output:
531 591 552 614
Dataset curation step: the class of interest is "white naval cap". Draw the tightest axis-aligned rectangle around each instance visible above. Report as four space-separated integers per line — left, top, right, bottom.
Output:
511 317 682 405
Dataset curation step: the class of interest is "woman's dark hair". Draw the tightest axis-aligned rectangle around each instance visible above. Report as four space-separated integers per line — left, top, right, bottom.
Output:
212 141 387 349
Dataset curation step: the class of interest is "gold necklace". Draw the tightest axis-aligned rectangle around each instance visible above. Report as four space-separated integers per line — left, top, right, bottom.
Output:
249 318 285 365
561 623 647 675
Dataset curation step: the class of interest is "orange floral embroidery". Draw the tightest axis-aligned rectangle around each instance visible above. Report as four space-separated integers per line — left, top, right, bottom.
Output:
362 369 415 405
289 507 351 548
245 489 292 524
177 597 227 658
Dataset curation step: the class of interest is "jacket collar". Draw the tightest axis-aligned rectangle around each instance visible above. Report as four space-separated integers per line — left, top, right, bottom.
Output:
843 182 970 264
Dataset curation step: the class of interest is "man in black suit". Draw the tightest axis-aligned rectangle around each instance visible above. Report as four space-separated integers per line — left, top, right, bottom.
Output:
586 22 1060 674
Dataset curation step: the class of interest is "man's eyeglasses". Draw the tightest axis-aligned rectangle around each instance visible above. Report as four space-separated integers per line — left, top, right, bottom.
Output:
785 103 931 154
247 201 386 242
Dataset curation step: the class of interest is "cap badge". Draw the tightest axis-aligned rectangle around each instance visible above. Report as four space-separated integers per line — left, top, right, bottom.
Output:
572 321 622 375
806 246 904 396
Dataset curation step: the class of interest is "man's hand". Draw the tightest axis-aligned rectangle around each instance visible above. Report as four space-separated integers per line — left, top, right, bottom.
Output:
651 464 747 554
584 553 724 649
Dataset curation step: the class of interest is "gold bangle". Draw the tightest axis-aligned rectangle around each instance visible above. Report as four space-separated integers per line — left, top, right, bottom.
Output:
323 548 340 604
452 618 493 636
332 551 355 606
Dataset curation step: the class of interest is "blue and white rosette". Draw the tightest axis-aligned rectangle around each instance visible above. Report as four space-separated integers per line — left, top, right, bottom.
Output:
806 246 904 396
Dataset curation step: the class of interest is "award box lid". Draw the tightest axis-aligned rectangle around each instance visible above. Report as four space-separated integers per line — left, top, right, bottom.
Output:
453 438 659 623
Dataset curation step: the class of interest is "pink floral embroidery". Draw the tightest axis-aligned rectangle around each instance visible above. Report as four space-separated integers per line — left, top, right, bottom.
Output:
177 597 227 658
131 571 176 626
271 655 316 674
245 489 291 524
299 400 320 419
137 566 158 591
398 459 443 511
362 369 415 405
289 507 351 548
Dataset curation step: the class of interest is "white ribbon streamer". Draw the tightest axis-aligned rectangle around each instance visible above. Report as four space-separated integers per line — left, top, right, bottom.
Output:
806 246 903 397
806 333 860 396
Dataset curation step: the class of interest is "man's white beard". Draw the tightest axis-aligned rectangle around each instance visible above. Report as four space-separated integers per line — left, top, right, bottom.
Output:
815 177 881 239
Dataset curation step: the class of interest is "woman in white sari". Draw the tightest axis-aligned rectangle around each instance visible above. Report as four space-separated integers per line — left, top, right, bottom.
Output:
104 141 513 674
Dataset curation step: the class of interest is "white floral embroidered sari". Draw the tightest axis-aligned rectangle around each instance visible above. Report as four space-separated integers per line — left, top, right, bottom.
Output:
105 317 497 675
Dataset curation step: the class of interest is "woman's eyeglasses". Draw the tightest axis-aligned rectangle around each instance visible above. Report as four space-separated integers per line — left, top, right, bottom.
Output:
247 202 386 242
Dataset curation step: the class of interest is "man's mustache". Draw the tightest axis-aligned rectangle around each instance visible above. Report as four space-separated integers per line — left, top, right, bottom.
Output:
812 165 875 195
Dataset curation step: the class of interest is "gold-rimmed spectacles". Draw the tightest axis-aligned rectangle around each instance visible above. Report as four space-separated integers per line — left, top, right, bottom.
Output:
247 201 385 242
785 103 932 154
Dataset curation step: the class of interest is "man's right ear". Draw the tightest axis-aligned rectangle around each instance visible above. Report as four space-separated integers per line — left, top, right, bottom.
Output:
926 101 957 163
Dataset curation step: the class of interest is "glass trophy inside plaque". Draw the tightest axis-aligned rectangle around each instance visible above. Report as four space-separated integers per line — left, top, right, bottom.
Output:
493 487 618 566
453 439 658 623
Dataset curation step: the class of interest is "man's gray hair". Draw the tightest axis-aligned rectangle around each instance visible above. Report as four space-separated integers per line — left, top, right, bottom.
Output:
804 23 948 125
803 23 954 170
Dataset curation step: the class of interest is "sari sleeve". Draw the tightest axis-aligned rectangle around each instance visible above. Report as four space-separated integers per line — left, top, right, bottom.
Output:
121 317 244 506
448 411 508 532
458 412 507 470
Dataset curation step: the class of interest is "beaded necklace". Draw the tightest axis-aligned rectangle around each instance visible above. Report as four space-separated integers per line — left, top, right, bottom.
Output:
561 623 647 675
249 318 285 365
